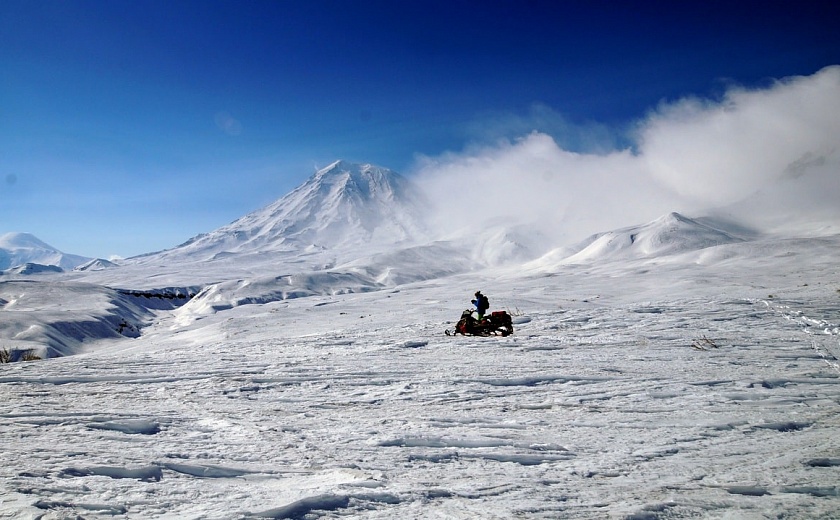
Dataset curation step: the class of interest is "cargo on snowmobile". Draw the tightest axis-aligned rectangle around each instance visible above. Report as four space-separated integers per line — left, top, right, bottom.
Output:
445 309 514 337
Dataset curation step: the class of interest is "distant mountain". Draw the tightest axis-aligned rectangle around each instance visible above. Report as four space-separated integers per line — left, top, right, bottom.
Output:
528 212 744 268
0 232 90 271
139 161 429 265
74 258 120 272
566 212 743 262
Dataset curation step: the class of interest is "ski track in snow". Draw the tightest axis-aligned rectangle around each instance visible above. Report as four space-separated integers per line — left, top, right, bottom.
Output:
2 264 840 519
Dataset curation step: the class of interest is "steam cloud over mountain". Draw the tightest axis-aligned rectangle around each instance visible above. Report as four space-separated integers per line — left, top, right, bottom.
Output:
415 66 840 242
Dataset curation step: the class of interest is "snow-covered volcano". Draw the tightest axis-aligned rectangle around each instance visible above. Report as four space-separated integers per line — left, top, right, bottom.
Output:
141 161 428 265
0 232 90 271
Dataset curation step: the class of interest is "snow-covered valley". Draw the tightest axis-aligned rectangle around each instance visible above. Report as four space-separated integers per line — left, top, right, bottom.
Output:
2 162 839 519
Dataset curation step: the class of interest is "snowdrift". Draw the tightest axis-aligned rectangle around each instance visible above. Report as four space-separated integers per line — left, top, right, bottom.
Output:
3 228 840 518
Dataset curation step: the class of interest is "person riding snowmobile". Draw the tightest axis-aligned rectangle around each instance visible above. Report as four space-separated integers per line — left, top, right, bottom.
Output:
471 291 490 321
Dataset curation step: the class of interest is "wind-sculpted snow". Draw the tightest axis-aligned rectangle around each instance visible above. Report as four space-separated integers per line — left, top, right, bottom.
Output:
59 465 163 482
1 235 839 518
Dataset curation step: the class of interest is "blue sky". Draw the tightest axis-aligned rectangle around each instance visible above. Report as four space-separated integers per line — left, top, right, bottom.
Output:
2 1 839 258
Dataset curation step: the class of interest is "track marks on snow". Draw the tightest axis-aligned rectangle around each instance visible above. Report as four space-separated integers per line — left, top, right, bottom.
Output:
60 465 163 481
4 290 840 518
250 491 401 519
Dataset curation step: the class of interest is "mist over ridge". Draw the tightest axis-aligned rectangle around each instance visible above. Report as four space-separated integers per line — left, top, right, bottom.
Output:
412 66 840 244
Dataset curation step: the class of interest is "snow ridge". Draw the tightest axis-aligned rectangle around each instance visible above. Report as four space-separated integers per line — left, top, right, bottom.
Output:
551 212 743 265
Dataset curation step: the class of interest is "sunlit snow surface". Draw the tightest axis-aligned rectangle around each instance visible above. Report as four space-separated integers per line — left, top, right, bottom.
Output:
2 233 840 519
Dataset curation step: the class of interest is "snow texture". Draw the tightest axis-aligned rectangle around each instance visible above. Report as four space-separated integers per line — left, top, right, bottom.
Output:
1 161 839 519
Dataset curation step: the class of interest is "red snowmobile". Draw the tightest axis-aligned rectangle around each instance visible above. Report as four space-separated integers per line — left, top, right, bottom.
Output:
445 309 514 337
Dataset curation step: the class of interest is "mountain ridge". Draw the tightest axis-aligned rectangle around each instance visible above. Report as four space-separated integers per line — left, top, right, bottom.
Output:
3 163 772 293
526 212 745 270
134 160 429 266
0 232 91 271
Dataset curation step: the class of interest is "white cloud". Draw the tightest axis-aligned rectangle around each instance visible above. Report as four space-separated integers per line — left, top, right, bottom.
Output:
638 65 840 206
414 66 840 243
461 103 625 154
414 132 680 244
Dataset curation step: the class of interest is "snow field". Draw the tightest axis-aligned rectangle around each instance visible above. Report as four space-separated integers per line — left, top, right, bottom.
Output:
2 260 839 519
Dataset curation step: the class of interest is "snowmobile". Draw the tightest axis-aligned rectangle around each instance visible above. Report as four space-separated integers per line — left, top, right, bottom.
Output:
445 309 514 337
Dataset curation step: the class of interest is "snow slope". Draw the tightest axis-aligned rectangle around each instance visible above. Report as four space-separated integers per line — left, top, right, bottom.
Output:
65 161 443 290
134 161 429 265
0 232 91 270
2 263 64 276
561 212 742 264
0 281 191 359
1 233 839 518
525 212 744 271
